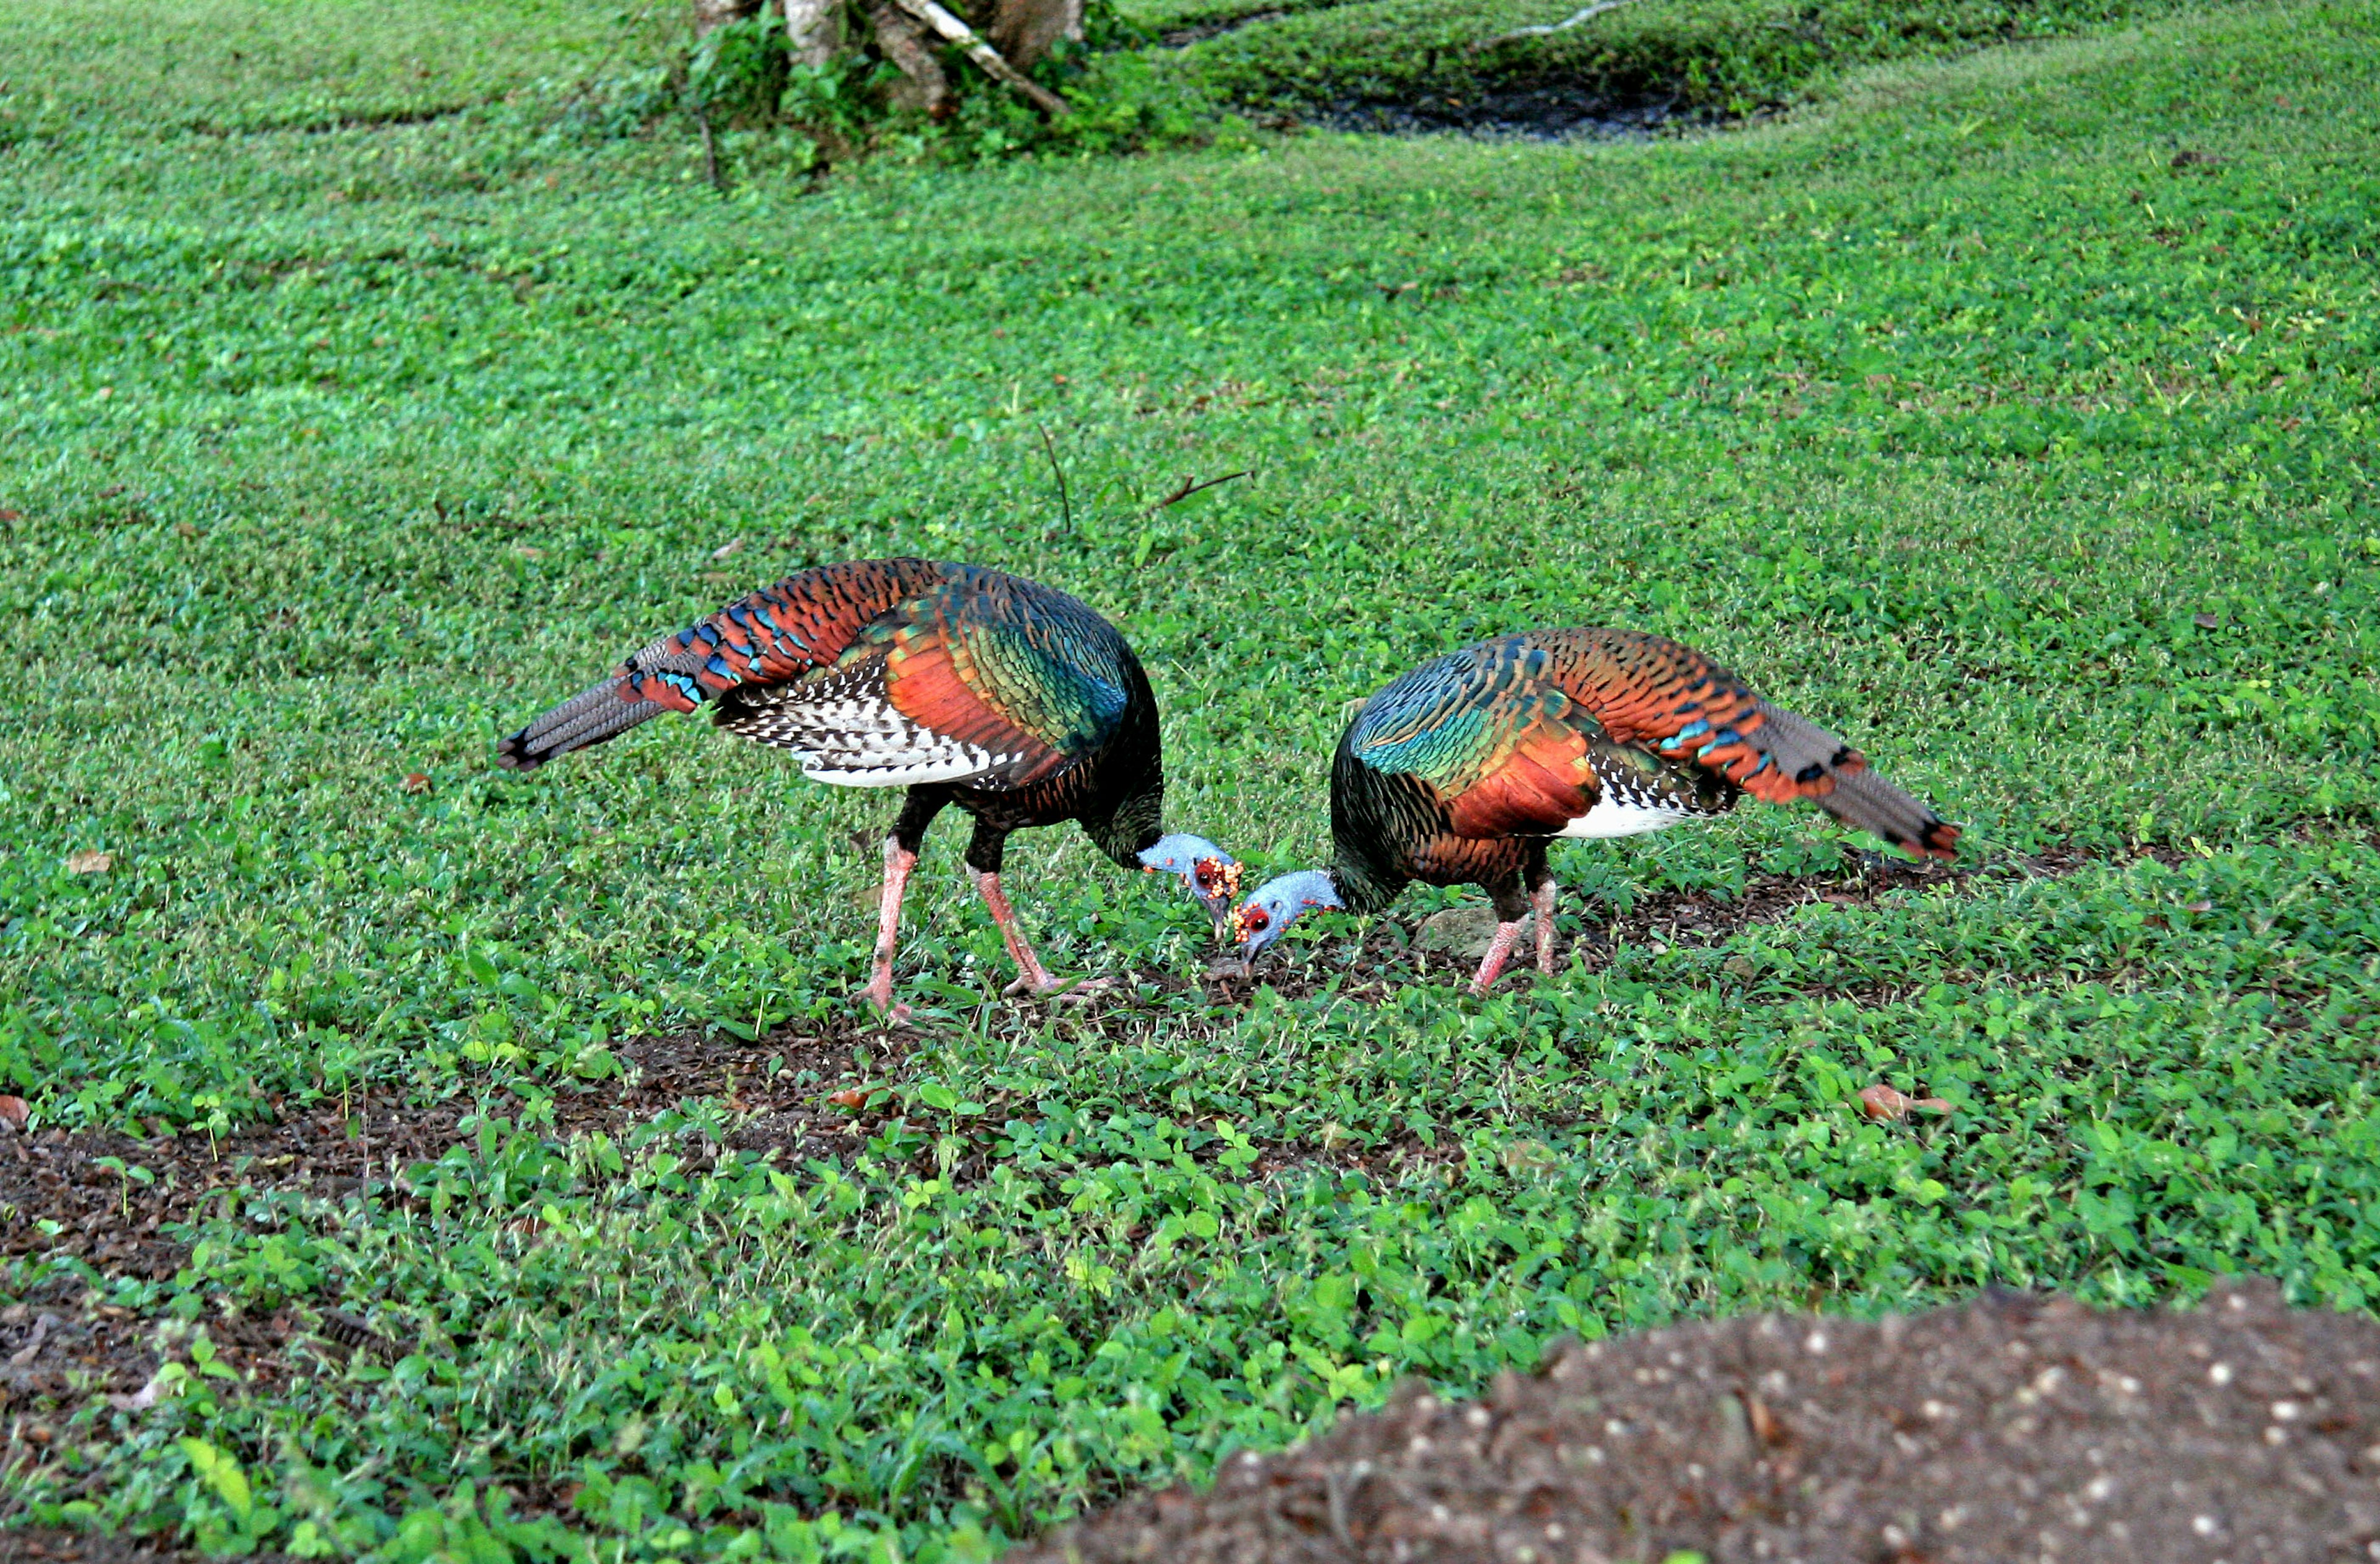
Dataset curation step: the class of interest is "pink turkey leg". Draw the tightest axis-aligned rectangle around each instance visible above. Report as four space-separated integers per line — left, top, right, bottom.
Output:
1469 919 1527 995
865 839 918 1023
1533 878 1559 975
970 867 1104 998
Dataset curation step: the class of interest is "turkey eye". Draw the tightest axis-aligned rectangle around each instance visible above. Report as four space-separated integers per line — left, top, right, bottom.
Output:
1246 910 1268 930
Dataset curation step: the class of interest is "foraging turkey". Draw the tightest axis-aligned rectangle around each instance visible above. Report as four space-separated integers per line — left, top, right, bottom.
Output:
1228 628 1959 994
497 559 1238 1018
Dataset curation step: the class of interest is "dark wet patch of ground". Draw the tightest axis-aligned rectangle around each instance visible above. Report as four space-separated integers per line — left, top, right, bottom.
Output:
1011 1276 2380 1564
1305 86 1701 141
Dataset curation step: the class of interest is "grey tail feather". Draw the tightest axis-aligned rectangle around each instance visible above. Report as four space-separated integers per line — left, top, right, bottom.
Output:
1752 698 1960 859
495 674 670 771
1815 767 1961 860
1749 699 1853 784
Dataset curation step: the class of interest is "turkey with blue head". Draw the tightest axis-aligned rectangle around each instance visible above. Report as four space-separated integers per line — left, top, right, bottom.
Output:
1227 627 1959 994
497 559 1238 1020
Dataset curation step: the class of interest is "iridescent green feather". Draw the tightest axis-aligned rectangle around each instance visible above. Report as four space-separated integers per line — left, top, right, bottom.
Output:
962 616 1130 756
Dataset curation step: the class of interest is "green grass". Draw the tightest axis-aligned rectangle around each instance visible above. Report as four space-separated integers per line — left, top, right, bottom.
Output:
1153 0 2209 123
0 0 677 133
5 0 2380 1558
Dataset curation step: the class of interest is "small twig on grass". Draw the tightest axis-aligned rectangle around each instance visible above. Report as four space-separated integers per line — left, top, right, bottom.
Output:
1144 470 1251 518
1471 0 1644 52
889 0 1072 117
1036 423 1075 534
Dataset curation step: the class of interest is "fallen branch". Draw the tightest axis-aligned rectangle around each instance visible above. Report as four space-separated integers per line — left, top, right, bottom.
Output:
1145 470 1250 517
890 0 1072 117
1471 0 1643 52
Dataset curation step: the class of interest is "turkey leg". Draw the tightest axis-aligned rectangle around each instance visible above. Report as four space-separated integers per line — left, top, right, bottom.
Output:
1470 876 1535 994
964 820 1108 999
864 788 948 1023
864 838 919 1023
1468 920 1528 994
969 867 1069 996
1532 876 1560 975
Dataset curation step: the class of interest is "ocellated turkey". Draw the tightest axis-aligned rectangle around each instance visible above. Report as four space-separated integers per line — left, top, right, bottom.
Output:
1228 627 1958 993
498 559 1238 1018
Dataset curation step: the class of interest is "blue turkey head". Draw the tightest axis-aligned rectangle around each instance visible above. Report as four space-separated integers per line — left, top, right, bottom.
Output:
1228 870 1344 962
1139 833 1241 936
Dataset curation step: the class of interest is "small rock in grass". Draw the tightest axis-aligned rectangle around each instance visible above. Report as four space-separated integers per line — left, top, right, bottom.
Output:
1417 904 1533 961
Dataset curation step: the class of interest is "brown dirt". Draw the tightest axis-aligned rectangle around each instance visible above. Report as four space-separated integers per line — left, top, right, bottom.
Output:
0 844 2150 1309
0 1024 876 1288
1207 844 2136 1005
0 1531 214 1563
1011 1278 2380 1564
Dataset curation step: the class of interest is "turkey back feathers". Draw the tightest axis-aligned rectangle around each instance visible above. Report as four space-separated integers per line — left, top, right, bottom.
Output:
495 560 1150 804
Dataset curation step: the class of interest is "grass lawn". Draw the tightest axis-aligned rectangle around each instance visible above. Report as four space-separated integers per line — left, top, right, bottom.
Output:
3 0 2378 1557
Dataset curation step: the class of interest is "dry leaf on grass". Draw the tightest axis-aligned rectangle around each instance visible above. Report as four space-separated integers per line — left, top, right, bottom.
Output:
66 850 113 875
107 1367 172 1412
826 1088 874 1111
401 772 433 794
0 1095 29 1129
1858 1084 1952 1121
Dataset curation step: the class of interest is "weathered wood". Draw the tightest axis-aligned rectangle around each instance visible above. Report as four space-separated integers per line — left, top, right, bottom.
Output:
989 0 1081 72
691 0 765 37
889 0 1071 117
868 0 953 116
784 0 844 66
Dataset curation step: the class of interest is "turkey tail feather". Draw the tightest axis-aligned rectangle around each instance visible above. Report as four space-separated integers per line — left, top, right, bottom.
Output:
495 675 671 771
1742 702 1958 860
1816 768 1960 860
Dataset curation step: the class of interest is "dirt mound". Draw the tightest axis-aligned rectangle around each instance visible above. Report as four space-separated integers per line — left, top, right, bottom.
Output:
1011 1279 2380 1563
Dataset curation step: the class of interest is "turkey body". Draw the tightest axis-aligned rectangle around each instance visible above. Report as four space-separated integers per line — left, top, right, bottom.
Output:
498 559 1205 1014
1240 627 1959 993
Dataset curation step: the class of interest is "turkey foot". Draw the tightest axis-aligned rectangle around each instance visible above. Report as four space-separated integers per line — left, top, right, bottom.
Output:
1468 918 1528 995
971 867 1106 1002
1002 971 1114 1001
865 840 919 1026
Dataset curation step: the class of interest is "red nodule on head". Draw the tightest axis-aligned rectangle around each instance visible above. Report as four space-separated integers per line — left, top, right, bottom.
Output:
1230 904 1271 943
1197 859 1243 899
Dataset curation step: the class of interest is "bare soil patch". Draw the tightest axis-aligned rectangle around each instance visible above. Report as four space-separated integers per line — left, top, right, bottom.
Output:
0 1025 875 1286
0 845 2159 1291
0 1531 211 1563
1012 1277 2380 1564
1210 844 2136 1005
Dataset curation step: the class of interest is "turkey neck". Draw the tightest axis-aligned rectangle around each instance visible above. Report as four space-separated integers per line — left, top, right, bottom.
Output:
1072 663 1168 871
1322 843 1405 917
1079 774 1165 870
